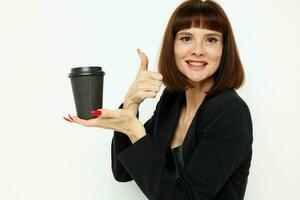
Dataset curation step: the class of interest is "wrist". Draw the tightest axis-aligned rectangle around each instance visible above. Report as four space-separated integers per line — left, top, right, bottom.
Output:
128 119 146 143
123 101 139 115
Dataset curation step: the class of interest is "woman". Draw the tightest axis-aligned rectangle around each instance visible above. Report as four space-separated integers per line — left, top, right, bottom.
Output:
64 0 253 199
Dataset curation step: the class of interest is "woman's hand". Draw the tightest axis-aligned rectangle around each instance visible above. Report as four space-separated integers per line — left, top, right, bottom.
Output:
123 49 163 116
64 109 146 143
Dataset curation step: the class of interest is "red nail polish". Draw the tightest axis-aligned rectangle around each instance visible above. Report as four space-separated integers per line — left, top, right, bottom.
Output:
63 116 71 122
90 110 102 116
68 114 74 121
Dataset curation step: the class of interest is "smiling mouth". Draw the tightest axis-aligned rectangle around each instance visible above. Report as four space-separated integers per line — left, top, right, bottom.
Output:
186 61 208 69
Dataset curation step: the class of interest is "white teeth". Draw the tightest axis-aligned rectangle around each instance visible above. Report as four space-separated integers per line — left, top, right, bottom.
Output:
188 61 207 67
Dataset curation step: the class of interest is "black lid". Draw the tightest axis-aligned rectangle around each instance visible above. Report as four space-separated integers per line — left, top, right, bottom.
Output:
68 66 105 77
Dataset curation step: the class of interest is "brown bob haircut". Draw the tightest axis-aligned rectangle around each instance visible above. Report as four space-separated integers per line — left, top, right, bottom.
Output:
158 0 244 97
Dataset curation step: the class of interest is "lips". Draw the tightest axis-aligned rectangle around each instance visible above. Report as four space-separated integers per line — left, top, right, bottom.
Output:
186 60 208 69
187 61 207 66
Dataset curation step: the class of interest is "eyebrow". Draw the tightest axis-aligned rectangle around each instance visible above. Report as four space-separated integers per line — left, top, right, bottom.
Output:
177 32 222 38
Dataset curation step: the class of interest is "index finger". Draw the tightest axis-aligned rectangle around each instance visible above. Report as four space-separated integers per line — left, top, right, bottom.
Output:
69 115 97 127
145 71 163 81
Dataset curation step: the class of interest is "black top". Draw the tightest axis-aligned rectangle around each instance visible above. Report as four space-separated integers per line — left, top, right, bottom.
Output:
111 89 253 200
171 145 184 179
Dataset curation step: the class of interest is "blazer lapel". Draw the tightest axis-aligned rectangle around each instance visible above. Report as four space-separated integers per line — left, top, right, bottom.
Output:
156 91 185 153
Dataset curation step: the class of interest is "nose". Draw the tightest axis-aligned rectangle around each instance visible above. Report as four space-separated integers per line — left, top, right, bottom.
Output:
191 42 205 56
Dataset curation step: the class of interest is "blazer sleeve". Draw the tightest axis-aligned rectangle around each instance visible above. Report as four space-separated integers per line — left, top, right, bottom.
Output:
111 90 166 182
117 97 253 200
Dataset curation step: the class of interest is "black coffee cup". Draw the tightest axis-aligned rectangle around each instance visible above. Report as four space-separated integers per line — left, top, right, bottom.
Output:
68 66 105 119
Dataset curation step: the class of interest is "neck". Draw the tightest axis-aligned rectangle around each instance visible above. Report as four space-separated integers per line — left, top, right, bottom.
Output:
183 78 214 119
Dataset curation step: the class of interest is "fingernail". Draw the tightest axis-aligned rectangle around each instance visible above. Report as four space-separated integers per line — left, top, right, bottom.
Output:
63 116 72 122
68 114 74 121
90 110 102 116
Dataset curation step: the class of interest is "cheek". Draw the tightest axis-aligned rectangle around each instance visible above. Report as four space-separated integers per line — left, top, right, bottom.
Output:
209 48 223 63
174 43 185 66
174 41 190 58
174 43 182 58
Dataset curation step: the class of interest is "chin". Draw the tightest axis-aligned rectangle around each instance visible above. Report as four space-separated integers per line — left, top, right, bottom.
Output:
187 75 207 83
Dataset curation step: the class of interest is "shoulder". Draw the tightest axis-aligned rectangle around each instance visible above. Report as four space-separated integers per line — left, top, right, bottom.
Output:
157 87 182 106
150 88 182 116
205 89 250 116
160 87 180 100
202 89 252 133
200 89 253 146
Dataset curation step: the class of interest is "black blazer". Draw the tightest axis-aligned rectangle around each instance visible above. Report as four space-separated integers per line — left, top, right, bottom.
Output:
111 89 253 200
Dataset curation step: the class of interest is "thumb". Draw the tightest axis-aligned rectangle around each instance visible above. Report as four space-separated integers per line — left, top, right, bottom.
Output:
94 109 115 118
137 48 148 71
96 109 122 119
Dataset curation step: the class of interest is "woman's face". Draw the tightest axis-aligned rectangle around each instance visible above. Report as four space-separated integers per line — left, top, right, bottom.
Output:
174 27 223 85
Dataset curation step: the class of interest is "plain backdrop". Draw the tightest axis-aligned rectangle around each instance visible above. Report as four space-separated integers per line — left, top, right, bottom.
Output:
0 0 299 199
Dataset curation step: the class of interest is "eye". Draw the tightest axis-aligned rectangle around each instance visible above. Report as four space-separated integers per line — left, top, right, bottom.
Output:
180 36 192 43
206 37 218 44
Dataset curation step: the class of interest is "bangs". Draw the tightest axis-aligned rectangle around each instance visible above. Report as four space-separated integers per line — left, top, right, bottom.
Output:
172 2 225 37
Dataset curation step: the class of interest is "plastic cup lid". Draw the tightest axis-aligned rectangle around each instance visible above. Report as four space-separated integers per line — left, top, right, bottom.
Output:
68 66 105 77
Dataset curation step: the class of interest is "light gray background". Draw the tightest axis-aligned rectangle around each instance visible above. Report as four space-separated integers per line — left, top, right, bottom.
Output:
0 0 299 199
